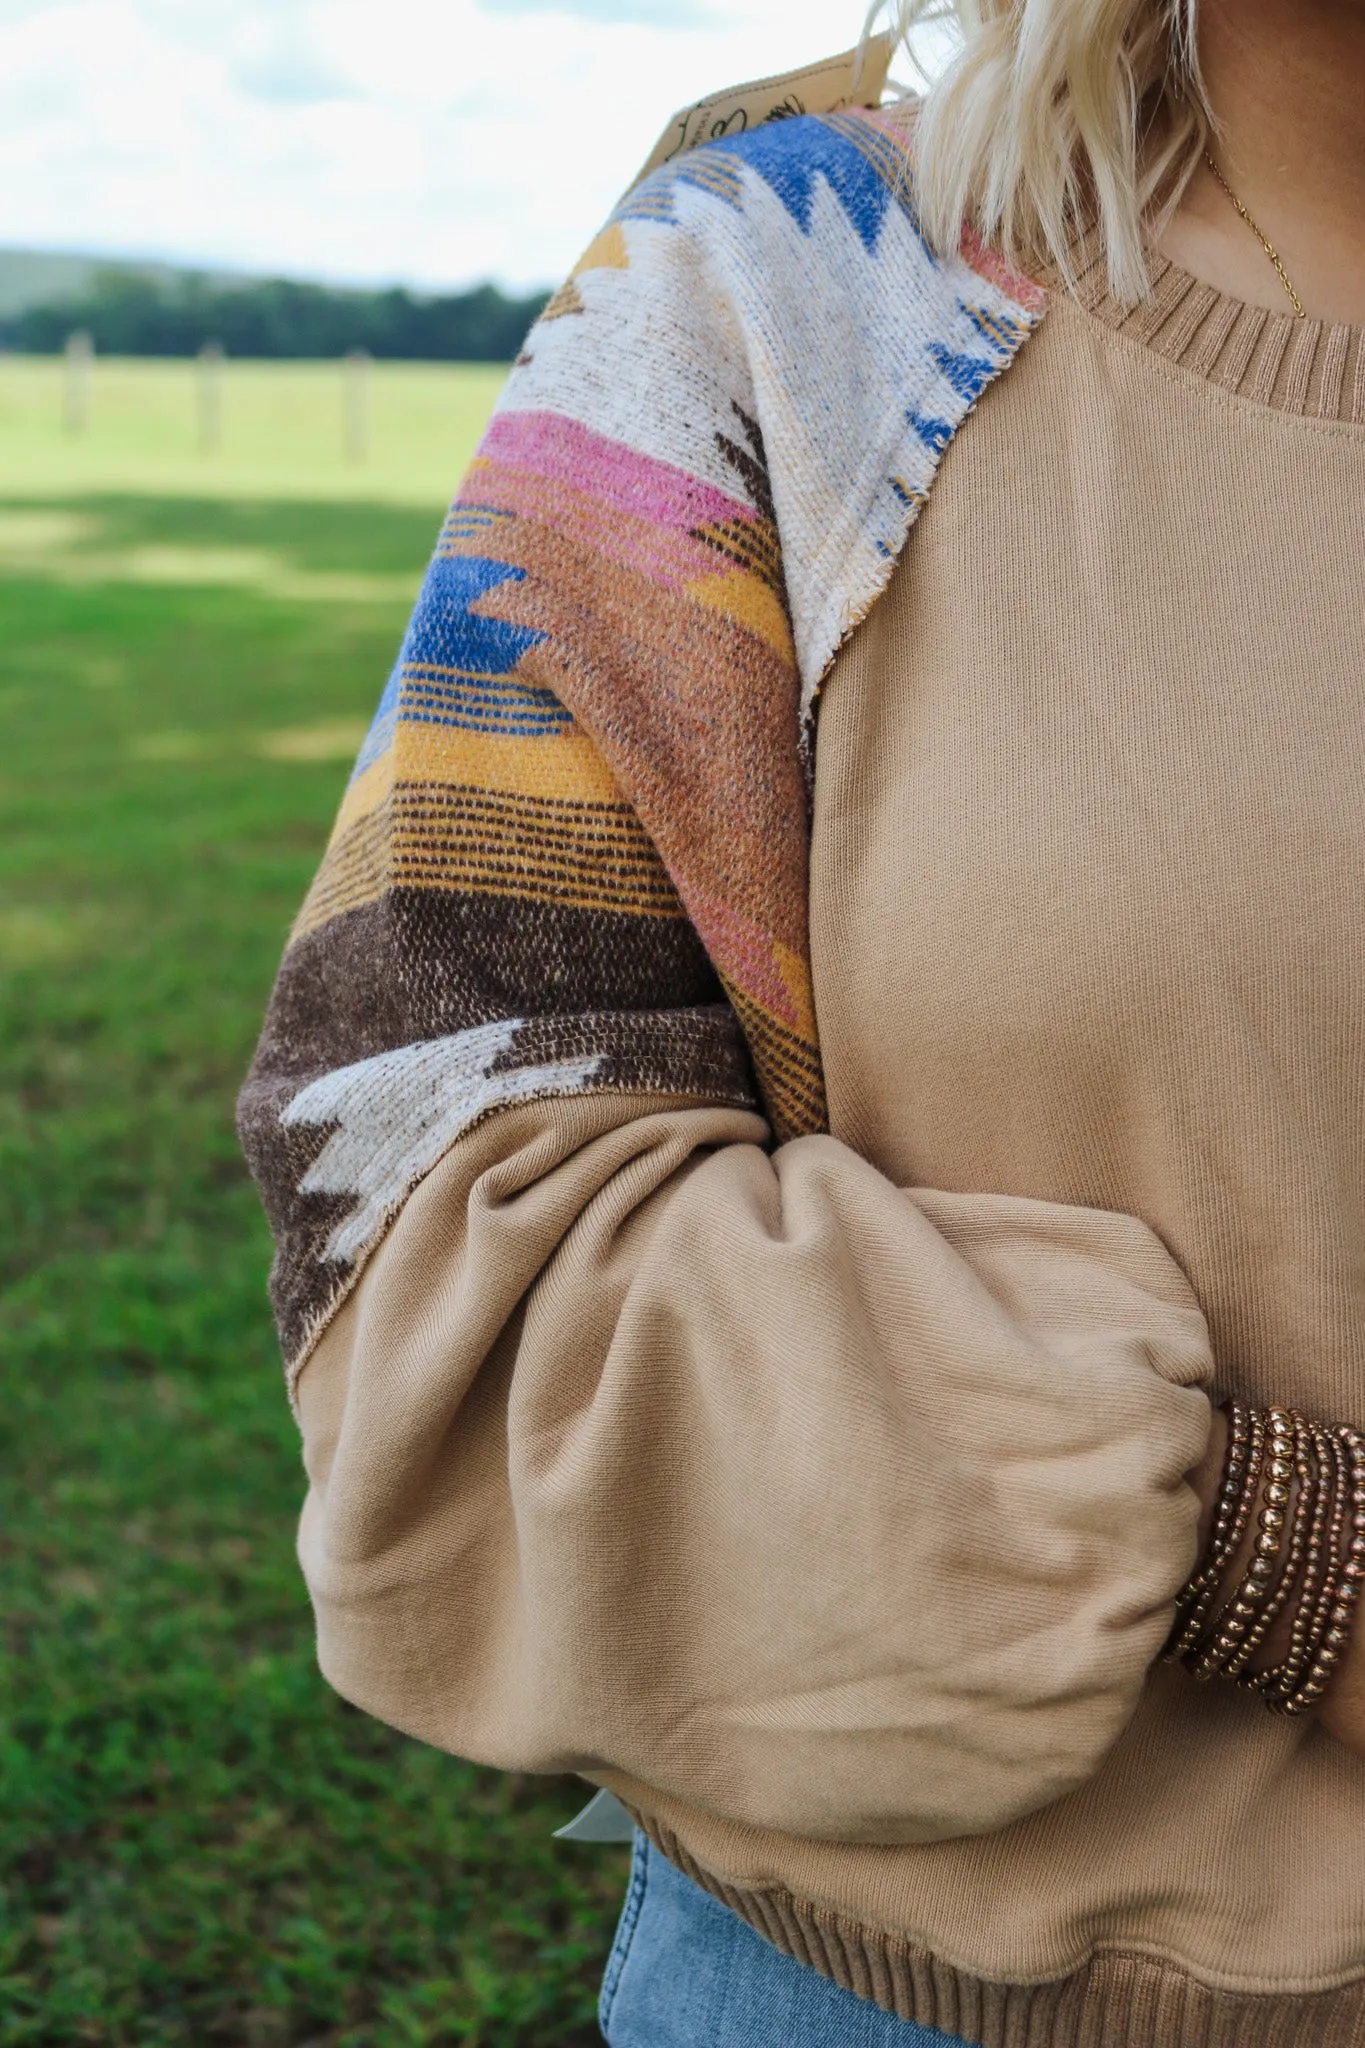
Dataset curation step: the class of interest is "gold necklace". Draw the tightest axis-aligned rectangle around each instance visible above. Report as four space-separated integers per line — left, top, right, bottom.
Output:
1202 150 1307 319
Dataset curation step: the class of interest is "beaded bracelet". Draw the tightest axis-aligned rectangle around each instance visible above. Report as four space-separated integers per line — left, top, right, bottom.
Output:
1264 1428 1365 1716
1250 1420 1332 1693
1187 1407 1296 1683
1166 1403 1262 1663
1217 1411 1310 1681
1166 1403 1365 1716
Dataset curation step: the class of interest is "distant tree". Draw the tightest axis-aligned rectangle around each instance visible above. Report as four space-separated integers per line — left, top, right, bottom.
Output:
4 268 551 362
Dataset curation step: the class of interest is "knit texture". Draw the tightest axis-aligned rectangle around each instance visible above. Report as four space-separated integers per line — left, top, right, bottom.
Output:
237 103 1046 1381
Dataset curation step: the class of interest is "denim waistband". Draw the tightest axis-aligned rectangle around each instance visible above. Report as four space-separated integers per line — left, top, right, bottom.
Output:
600 1832 973 2047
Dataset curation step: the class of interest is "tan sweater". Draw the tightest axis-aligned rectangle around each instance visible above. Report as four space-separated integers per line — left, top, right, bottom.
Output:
294 253 1365 2046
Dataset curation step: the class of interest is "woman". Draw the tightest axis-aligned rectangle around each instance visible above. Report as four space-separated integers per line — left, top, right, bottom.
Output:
239 0 1365 2039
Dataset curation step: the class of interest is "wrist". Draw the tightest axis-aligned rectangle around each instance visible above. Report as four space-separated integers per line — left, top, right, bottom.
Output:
1168 1403 1365 1715
1191 1403 1229 1552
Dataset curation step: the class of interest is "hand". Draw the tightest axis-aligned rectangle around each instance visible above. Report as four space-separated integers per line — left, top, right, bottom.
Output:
1188 1409 1365 1760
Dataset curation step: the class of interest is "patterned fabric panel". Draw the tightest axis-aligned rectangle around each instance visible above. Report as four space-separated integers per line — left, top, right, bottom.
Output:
238 102 1046 1380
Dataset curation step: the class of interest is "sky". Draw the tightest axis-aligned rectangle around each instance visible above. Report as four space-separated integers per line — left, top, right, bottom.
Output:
0 0 931 293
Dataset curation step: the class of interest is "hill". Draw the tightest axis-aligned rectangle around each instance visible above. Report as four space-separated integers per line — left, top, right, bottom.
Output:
0 248 251 319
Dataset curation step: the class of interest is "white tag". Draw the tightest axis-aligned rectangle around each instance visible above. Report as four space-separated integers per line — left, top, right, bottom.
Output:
553 1788 638 1843
630 35 895 192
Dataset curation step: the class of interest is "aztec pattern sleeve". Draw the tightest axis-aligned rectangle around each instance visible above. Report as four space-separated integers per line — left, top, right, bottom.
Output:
237 104 1046 1386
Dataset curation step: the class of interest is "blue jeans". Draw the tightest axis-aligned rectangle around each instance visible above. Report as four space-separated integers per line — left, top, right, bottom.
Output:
600 1832 973 2047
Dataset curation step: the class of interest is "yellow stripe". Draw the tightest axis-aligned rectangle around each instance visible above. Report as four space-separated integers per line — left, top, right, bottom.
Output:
395 720 623 803
773 937 819 1043
292 781 681 940
327 720 622 847
685 568 795 662
327 750 398 845
571 222 630 278
724 979 827 1142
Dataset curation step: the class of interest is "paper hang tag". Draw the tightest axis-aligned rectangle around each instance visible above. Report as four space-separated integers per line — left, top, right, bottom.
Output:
629 34 895 192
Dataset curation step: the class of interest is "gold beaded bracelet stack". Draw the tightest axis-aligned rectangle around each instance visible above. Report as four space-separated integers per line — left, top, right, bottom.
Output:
1166 1403 1365 1715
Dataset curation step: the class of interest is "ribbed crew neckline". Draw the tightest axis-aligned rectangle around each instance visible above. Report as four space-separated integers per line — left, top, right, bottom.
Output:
1066 231 1365 423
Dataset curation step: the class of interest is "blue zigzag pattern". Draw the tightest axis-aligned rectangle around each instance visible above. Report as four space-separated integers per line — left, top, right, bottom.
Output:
927 340 1002 406
623 113 927 258
400 556 546 678
350 555 550 776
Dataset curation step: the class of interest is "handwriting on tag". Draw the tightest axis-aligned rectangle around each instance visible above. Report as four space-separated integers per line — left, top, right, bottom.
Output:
631 35 895 191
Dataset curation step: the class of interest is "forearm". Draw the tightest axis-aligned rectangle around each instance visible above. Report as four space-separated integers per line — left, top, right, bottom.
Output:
297 1093 1215 1844
1183 1403 1365 1756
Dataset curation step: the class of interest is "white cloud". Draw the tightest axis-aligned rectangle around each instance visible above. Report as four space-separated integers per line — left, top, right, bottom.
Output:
230 17 355 105
0 0 924 291
485 0 721 22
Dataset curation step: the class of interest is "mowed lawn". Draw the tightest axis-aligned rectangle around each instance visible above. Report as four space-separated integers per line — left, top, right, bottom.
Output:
0 364 629 2047
0 355 509 507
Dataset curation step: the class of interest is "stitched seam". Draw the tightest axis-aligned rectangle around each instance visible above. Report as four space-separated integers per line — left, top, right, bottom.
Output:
598 1830 650 2036
1067 295 1365 442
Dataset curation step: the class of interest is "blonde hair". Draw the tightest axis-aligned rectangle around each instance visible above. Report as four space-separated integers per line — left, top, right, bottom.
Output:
878 0 1212 302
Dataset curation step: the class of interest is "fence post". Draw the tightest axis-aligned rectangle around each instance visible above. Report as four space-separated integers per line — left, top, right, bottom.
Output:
197 340 225 453
344 348 370 463
64 330 93 436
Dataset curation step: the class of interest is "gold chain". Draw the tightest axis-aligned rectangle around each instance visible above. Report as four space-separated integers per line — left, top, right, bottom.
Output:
1202 150 1307 319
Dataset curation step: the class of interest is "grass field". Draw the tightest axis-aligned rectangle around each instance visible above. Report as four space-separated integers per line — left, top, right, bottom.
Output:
0 356 509 506
0 364 631 2046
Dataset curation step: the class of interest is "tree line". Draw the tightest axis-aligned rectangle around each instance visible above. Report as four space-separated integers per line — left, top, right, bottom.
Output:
3 269 552 362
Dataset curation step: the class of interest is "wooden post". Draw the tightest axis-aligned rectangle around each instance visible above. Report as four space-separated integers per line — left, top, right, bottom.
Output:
64 330 93 436
343 348 370 463
197 341 225 453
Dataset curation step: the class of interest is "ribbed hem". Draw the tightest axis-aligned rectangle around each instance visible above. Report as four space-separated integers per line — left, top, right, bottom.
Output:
643 1818 1365 2048
1065 231 1365 422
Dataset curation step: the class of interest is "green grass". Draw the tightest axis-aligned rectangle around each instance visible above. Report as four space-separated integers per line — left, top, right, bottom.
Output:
0 487 629 2046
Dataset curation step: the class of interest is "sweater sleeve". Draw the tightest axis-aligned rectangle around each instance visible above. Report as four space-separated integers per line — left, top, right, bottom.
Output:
235 111 1045 1384
295 1090 1214 1847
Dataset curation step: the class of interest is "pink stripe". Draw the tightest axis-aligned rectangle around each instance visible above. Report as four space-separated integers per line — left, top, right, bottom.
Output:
957 223 1047 315
480 410 752 536
463 459 733 590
